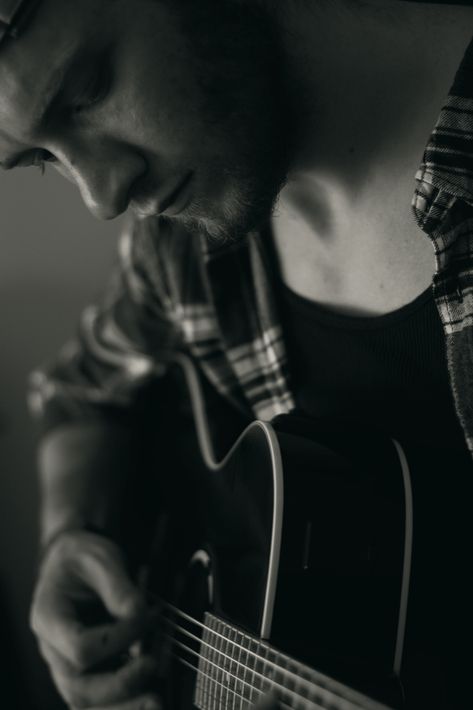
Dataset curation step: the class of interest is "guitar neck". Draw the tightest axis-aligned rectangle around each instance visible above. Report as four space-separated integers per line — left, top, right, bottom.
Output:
192 612 391 710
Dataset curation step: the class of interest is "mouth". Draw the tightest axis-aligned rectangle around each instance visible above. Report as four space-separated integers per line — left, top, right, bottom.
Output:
131 171 194 219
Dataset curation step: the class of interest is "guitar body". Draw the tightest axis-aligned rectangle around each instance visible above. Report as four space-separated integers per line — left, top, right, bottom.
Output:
142 356 410 709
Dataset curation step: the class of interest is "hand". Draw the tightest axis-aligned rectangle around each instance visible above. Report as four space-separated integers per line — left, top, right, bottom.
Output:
30 530 161 709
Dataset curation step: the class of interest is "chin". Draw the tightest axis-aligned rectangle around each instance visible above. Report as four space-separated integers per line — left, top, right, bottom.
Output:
174 198 257 246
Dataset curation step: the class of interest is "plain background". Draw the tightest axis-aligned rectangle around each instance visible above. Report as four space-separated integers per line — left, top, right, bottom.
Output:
0 166 123 708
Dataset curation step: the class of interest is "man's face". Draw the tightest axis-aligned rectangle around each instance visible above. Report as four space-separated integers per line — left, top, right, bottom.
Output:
0 0 294 242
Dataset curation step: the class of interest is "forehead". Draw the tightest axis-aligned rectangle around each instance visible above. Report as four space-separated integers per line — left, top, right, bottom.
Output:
0 0 107 145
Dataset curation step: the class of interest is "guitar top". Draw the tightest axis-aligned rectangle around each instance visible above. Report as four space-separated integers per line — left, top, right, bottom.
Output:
139 353 470 709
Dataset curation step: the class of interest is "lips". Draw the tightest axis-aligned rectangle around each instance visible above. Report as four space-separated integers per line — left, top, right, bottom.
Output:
131 171 194 218
160 171 194 214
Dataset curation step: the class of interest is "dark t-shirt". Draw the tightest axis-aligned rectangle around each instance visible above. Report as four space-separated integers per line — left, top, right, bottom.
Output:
280 282 472 708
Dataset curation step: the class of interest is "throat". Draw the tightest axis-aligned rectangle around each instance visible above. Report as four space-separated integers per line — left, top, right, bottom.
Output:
271 178 436 317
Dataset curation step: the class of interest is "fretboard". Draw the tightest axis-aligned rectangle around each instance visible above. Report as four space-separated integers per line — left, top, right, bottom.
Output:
193 613 391 710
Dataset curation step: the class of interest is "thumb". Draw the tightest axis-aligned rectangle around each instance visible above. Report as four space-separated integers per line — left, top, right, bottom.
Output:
75 536 147 620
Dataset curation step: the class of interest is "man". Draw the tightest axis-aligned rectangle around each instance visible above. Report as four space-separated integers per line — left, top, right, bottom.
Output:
0 0 472 707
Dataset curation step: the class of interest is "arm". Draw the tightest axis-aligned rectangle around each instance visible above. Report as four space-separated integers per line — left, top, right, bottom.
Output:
33 217 179 549
30 219 179 710
38 421 133 546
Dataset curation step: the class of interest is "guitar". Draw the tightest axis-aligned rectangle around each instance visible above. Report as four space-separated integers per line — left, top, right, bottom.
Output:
137 353 413 710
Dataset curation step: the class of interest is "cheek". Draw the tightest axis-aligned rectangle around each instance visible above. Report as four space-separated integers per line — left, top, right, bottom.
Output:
134 77 202 150
114 21 206 157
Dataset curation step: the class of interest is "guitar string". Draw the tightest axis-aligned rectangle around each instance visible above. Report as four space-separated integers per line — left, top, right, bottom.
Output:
163 620 336 708
173 652 305 710
160 601 368 709
165 631 330 710
173 652 266 709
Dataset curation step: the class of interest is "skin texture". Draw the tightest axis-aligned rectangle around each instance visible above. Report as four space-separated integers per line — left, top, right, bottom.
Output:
0 0 294 243
31 531 162 709
4 0 472 708
5 4 290 705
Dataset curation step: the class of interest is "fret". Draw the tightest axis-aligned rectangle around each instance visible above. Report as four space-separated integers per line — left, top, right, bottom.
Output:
240 633 252 708
264 648 330 709
210 616 219 710
248 637 260 705
306 667 333 709
221 624 232 709
235 627 245 710
199 614 388 710
289 657 349 710
265 646 287 701
199 622 212 710
228 625 240 710
253 640 271 697
295 663 321 708
277 655 296 709
163 598 391 710
214 621 224 710
286 659 306 710
305 663 342 709
194 622 203 708
259 643 276 696
194 614 209 710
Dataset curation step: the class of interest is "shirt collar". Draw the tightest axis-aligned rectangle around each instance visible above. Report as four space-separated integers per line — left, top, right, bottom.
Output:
412 35 473 234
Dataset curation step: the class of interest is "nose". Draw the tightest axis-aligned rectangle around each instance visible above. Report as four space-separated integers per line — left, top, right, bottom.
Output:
58 141 147 220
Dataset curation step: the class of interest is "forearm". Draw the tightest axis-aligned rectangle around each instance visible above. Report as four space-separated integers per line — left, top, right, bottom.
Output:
38 420 135 547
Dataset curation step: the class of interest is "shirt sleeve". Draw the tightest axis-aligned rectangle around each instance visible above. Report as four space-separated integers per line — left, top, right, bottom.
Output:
28 217 183 435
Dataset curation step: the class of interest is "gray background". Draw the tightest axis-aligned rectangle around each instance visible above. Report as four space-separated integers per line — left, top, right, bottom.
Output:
0 167 123 707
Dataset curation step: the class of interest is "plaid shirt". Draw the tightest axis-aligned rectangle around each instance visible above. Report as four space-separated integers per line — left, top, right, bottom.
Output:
30 35 473 456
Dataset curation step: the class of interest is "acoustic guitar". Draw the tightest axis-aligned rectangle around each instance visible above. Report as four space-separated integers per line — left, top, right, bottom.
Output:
137 353 413 710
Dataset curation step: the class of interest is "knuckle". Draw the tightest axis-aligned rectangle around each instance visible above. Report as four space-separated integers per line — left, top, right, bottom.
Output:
29 604 40 636
119 662 144 695
48 669 81 707
87 533 117 559
29 596 51 641
68 641 91 672
37 639 54 666
66 685 89 710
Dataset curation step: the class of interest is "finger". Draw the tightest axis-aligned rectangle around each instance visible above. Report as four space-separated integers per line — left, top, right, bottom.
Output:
39 639 160 709
34 581 152 671
31 534 155 670
38 599 154 671
72 538 147 621
76 695 161 710
38 637 79 676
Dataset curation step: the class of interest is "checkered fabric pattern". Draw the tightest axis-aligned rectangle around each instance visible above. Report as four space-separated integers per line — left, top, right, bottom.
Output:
30 36 473 456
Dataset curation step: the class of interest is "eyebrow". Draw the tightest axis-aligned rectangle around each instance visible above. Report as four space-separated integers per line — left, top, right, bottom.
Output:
0 44 81 169
31 46 82 126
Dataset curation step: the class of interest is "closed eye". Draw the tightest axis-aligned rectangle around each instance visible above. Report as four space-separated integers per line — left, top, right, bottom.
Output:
0 149 56 173
70 63 112 114
32 149 57 174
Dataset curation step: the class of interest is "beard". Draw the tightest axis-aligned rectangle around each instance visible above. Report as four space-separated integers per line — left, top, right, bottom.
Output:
158 0 296 245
